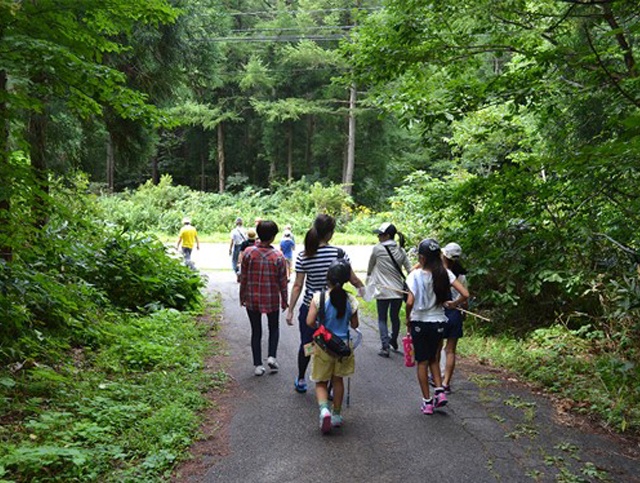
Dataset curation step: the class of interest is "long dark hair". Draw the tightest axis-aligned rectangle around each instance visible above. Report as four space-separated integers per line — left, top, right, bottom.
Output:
327 259 350 318
448 259 467 278
421 249 450 306
396 231 406 249
304 214 336 258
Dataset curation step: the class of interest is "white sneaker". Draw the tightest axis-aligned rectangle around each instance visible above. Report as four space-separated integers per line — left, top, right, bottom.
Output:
319 408 332 434
254 365 266 376
267 356 279 372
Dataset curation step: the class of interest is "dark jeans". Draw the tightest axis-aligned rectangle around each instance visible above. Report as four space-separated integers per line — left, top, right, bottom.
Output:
247 309 280 366
377 298 403 349
297 303 313 380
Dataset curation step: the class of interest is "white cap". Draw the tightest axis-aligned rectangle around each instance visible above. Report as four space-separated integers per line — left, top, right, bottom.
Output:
442 242 462 259
182 217 191 224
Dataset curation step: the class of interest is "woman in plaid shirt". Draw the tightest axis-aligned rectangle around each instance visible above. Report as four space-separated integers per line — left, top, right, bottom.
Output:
240 221 289 376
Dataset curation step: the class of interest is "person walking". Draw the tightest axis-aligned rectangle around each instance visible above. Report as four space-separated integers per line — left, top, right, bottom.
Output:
440 242 468 393
236 228 257 281
175 217 199 265
306 259 359 434
286 214 364 394
279 228 295 281
239 221 289 376
229 217 246 276
366 222 411 357
405 238 469 415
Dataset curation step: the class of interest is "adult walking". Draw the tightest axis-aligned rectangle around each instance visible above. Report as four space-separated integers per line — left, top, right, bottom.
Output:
405 238 469 415
175 217 199 265
239 221 289 376
286 214 365 394
229 217 246 276
366 222 411 357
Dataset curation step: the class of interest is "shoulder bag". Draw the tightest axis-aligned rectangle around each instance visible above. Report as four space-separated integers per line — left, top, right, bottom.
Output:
383 245 409 302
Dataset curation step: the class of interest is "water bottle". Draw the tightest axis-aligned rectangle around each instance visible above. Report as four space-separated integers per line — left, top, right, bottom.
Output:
402 334 415 367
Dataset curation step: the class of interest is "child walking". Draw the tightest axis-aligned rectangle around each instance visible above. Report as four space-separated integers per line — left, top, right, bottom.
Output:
306 259 359 434
239 221 289 376
405 239 469 415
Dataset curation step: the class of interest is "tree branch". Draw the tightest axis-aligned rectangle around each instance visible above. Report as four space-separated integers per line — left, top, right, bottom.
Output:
600 3 636 77
583 25 640 108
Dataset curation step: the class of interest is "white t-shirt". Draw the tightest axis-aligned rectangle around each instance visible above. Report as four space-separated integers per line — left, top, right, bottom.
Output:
230 227 247 246
406 268 456 322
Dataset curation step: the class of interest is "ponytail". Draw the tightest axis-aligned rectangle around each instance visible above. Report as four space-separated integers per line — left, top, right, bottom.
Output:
304 214 336 258
450 259 468 278
421 252 450 305
329 284 348 318
304 228 320 258
397 231 406 249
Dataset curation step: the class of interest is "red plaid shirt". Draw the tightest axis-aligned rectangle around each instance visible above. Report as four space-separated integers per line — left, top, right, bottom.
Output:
239 242 288 313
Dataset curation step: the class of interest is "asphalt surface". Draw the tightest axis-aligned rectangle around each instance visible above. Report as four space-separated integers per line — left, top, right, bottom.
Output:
184 246 639 483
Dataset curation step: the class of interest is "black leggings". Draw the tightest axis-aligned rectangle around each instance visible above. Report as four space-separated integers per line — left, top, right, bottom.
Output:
246 309 280 366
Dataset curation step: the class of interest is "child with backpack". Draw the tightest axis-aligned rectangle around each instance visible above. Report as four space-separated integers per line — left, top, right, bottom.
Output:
306 259 359 434
405 239 469 415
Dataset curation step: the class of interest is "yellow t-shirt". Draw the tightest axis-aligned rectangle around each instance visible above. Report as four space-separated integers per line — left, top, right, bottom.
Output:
179 225 198 249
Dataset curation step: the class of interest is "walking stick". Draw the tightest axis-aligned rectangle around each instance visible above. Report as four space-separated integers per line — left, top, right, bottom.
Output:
376 284 492 322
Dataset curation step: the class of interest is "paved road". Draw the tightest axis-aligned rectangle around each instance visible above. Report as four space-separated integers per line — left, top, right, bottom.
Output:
180 242 374 273
184 267 639 483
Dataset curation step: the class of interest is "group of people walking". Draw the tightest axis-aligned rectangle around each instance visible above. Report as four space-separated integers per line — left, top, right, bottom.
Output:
235 213 469 434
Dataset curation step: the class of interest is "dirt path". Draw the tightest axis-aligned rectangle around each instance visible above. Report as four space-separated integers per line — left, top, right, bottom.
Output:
173 269 640 483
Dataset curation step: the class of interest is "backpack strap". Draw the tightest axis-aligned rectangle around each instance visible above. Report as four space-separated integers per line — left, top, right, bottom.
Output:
318 290 326 327
384 245 406 281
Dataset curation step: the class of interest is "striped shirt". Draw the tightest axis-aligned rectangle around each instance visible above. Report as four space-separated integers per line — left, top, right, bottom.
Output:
295 245 350 306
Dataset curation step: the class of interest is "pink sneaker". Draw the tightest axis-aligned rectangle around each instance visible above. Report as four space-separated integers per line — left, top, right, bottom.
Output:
434 391 448 408
421 400 434 415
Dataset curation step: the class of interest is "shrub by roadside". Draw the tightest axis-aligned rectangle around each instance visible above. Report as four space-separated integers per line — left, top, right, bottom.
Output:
0 303 226 482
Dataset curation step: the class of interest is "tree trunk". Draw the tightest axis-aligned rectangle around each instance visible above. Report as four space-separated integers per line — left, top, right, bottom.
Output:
217 122 225 193
343 85 356 195
287 121 293 180
305 115 314 172
200 136 206 191
0 69 11 262
27 109 49 228
151 131 159 185
106 131 115 192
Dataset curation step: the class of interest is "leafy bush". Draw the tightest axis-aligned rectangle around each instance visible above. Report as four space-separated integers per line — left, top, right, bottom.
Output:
97 175 369 237
0 174 204 363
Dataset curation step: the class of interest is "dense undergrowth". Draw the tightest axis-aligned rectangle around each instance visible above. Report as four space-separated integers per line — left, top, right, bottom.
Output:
0 307 224 482
0 175 213 481
96 174 385 239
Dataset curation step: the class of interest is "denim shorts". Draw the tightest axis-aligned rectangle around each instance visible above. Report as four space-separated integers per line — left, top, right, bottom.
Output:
443 309 464 339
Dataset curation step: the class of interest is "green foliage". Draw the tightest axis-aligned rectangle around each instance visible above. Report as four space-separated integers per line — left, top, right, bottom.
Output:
0 174 203 363
0 307 222 482
97 175 366 236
